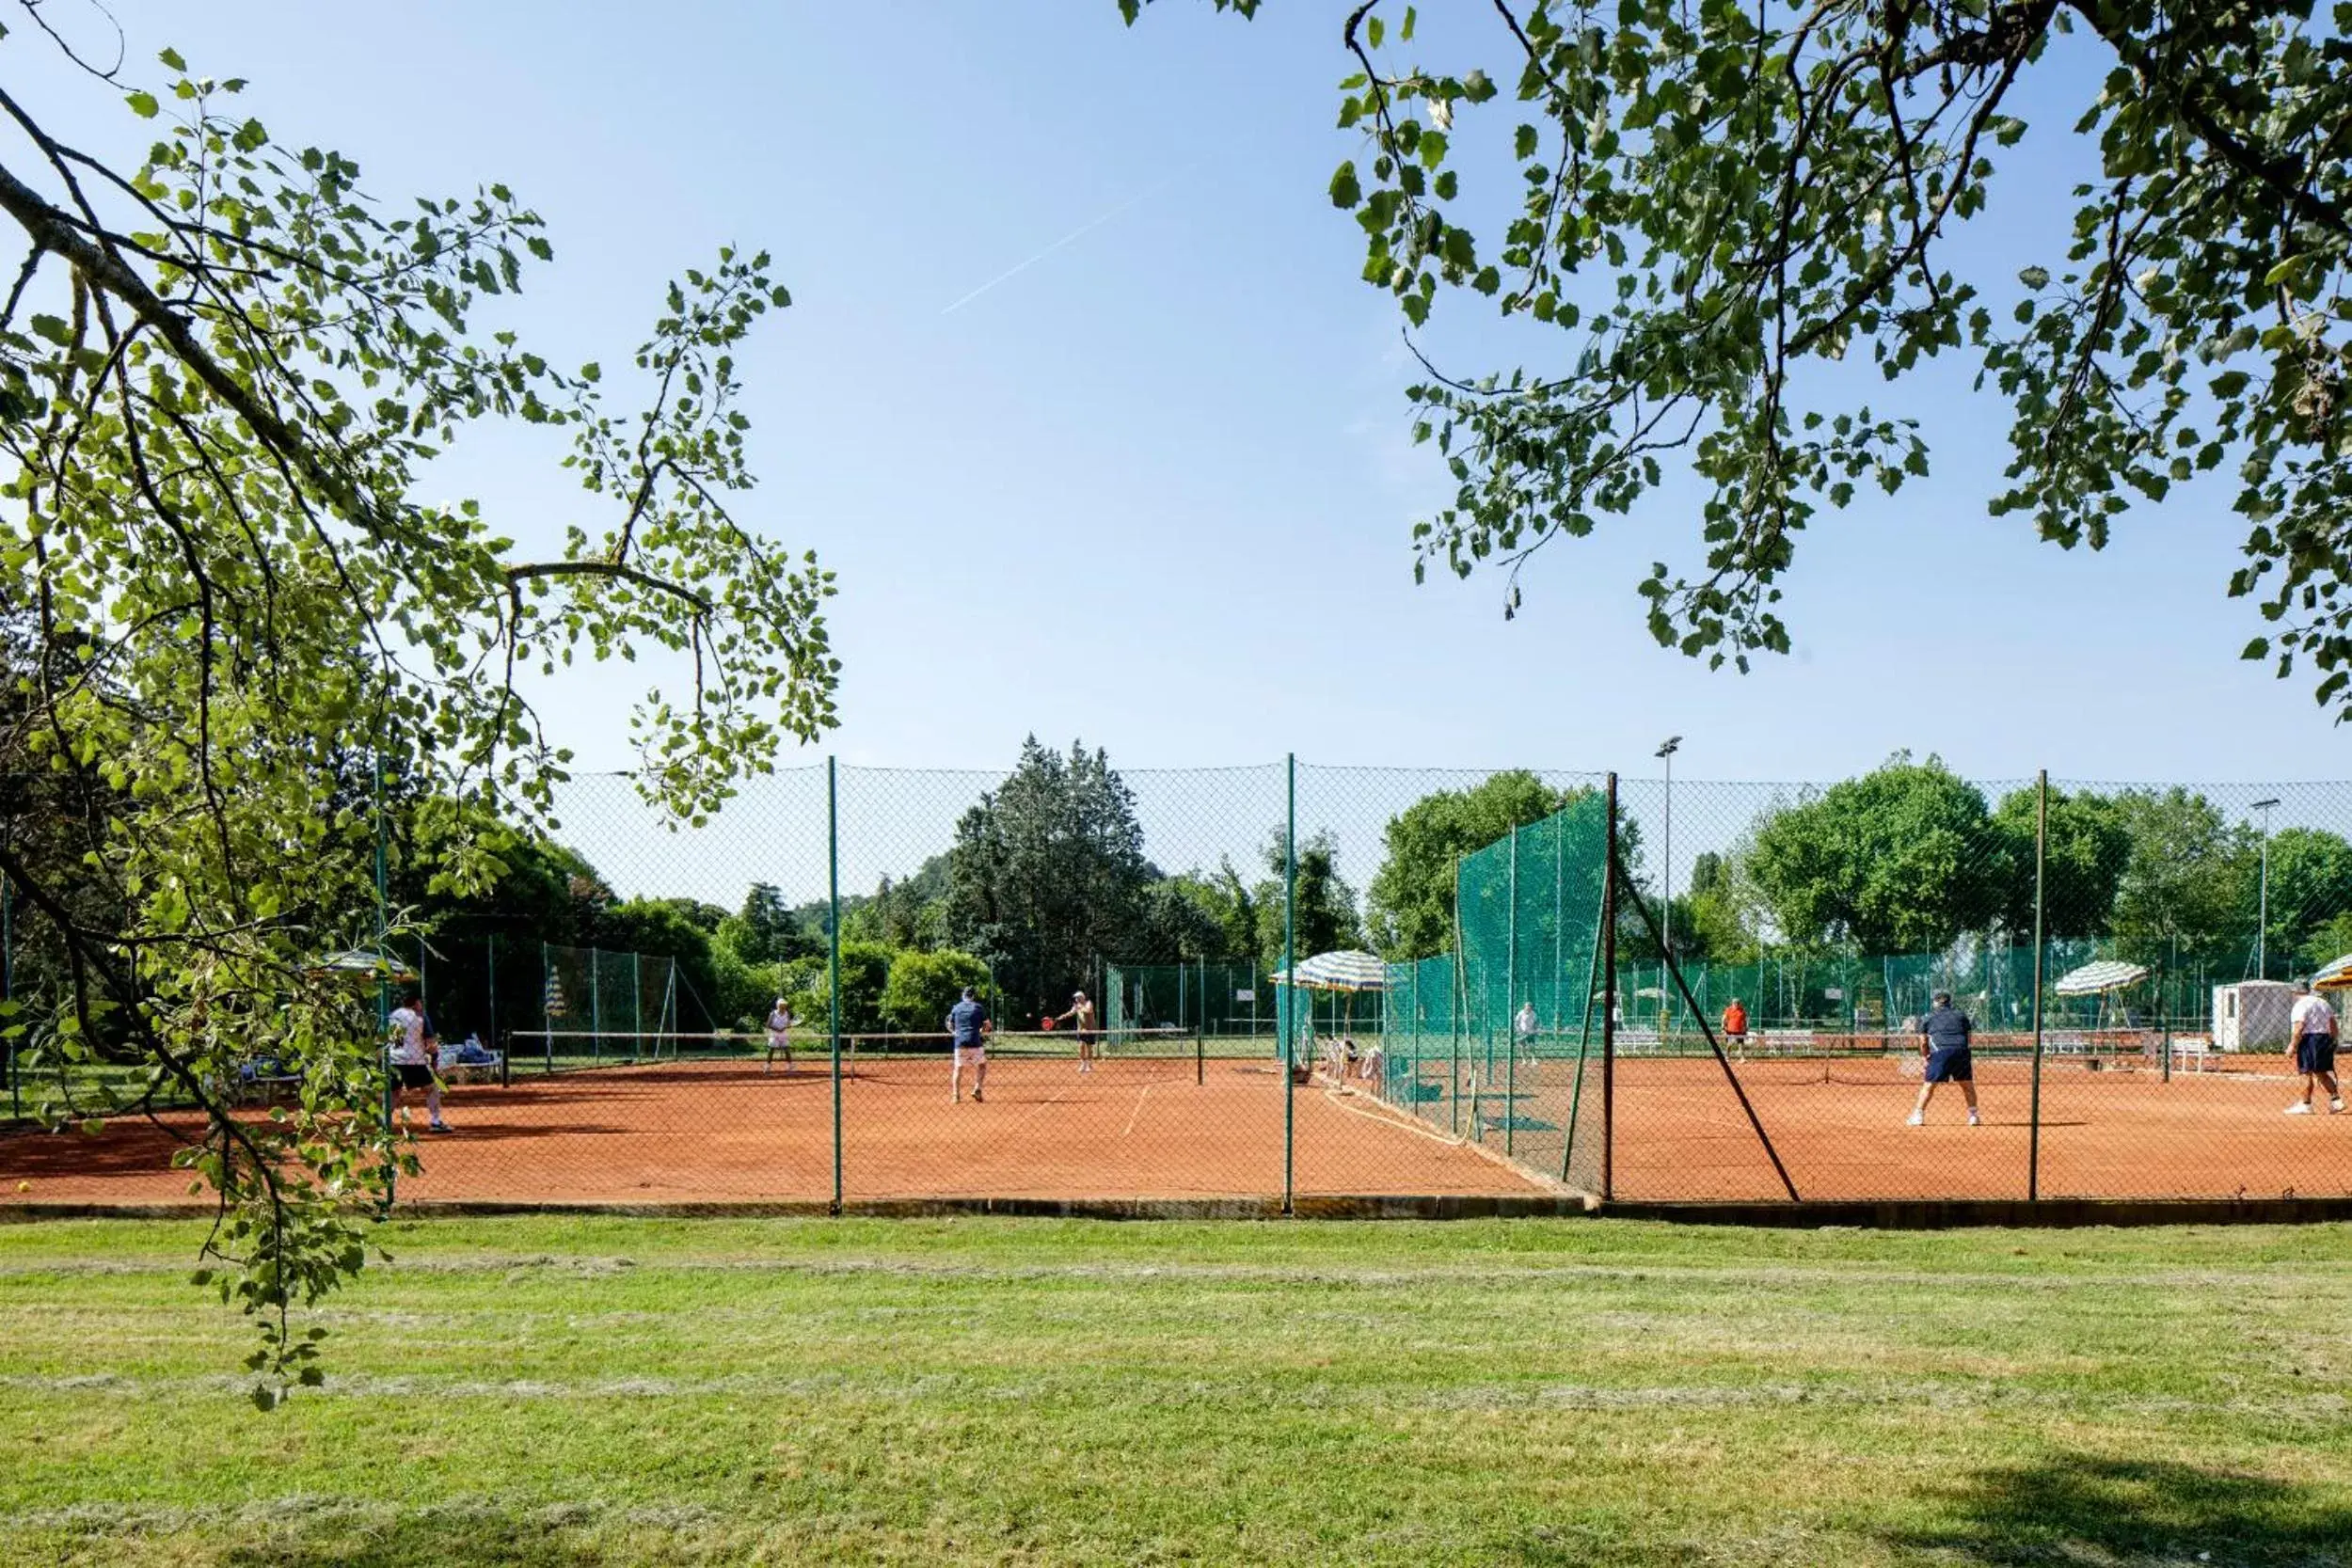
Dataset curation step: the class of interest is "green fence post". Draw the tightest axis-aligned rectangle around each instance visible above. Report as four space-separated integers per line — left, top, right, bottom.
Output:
2028 768 2049 1201
489 935 505 1088
828 756 844 1215
1282 752 1296 1215
631 950 643 1061
4 876 15 1120
590 948 602 1066
373 751 393 1205
1452 856 1466 1138
1601 773 1618 1202
541 942 553 1073
1506 824 1518 1157
1564 823 1607 1187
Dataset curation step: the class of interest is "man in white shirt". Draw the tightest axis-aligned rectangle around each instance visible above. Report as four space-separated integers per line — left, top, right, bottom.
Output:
2284 983 2343 1116
386 992 451 1132
764 998 795 1076
1515 1001 1540 1067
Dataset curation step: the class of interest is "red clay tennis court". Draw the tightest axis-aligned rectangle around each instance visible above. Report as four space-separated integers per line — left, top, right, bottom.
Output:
0 1052 1554 1208
1599 1042 2352 1201
8 1037 2348 1210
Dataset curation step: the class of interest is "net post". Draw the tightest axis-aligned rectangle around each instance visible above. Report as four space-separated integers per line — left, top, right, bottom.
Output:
1282 752 1296 1216
1601 773 1617 1203
2028 768 2049 1201
828 757 844 1215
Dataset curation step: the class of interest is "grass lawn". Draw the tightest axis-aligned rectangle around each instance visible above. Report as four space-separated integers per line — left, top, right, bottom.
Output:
0 1216 2348 1565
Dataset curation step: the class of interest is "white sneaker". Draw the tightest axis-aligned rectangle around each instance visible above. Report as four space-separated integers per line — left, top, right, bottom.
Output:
2331 1099 2344 1115
1905 1111 1924 1127
2285 1101 2314 1116
1967 1112 1981 1127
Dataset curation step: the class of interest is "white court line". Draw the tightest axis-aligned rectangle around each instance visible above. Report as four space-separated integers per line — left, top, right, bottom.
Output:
1121 1081 1153 1139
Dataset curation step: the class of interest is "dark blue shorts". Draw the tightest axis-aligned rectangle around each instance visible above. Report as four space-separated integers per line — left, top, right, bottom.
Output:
1925 1045 1973 1084
2296 1035 2337 1075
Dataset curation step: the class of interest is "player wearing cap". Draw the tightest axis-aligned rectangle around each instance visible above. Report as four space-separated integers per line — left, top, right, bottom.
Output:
948 986 991 1104
1057 990 1099 1074
1907 991 1980 1128
2284 981 2343 1116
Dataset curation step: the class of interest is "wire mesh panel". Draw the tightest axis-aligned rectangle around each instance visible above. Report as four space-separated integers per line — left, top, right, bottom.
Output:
15 758 2352 1212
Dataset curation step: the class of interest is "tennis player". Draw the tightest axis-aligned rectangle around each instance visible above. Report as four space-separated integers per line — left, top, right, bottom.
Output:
2284 982 2343 1116
386 991 450 1132
948 985 991 1104
1907 990 1980 1128
1057 990 1098 1074
764 996 795 1076
1722 997 1749 1056
1515 1000 1540 1067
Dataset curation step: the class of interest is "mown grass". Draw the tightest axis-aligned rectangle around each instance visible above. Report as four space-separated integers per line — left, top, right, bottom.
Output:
0 1215 2348 1565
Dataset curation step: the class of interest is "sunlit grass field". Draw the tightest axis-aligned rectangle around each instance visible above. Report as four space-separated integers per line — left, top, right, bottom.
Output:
1 1215 2348 1565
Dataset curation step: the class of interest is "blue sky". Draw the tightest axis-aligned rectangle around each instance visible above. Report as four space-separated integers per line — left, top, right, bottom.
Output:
23 1 2344 804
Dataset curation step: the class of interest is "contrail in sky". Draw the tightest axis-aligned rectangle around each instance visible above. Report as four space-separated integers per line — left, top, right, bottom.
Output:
941 166 1191 316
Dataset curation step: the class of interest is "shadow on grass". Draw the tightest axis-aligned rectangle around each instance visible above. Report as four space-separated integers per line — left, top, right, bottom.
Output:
1897 1454 2352 1566
219 1510 623 1568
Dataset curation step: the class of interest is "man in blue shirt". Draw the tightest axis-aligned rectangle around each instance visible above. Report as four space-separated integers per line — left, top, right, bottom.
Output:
1907 990 1981 1128
948 986 991 1104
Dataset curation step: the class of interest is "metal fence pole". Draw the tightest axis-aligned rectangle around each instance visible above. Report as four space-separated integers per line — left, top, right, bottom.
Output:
1282 752 1296 1215
2028 768 2049 1201
1452 857 1466 1138
373 752 393 1205
3 875 15 1119
541 942 552 1073
828 756 844 1215
591 947 602 1066
489 936 506 1088
1602 772 1618 1203
1506 824 1518 1157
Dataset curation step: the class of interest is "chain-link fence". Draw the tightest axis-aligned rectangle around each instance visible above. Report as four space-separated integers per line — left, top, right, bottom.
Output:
8 759 2352 1212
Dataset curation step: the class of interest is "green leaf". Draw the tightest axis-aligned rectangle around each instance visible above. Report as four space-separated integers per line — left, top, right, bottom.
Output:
157 46 185 71
1329 162 1362 209
126 91 159 119
2017 265 2049 291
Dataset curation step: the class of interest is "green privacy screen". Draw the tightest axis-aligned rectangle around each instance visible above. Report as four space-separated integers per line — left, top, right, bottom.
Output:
1381 788 1611 1194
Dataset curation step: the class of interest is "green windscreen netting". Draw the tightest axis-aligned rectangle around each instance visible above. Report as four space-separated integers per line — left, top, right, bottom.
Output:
1105 961 1274 1042
1381 790 1611 1192
536 942 680 1066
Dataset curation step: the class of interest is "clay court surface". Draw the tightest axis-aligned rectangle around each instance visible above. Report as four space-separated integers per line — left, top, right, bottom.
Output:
1601 1050 2352 1201
0 1053 1549 1207
7 1043 2350 1208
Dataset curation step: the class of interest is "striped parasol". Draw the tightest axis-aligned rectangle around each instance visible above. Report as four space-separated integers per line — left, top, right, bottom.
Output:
2052 958 2150 997
1272 950 1388 992
2311 953 2352 990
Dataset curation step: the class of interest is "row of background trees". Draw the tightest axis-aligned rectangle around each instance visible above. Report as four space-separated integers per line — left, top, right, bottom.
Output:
171 748 2344 1048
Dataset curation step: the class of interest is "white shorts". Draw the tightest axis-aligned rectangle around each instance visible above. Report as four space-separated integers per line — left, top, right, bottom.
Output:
954 1044 986 1068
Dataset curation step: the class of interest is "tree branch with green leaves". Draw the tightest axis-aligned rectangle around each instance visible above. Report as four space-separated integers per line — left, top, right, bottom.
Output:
0 17 835 1403
1124 0 2352 713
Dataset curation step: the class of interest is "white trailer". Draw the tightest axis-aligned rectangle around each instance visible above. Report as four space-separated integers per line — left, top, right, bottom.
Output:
2212 981 2295 1053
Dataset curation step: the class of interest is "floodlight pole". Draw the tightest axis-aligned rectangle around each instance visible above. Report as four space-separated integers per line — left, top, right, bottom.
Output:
2253 798 2280 980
